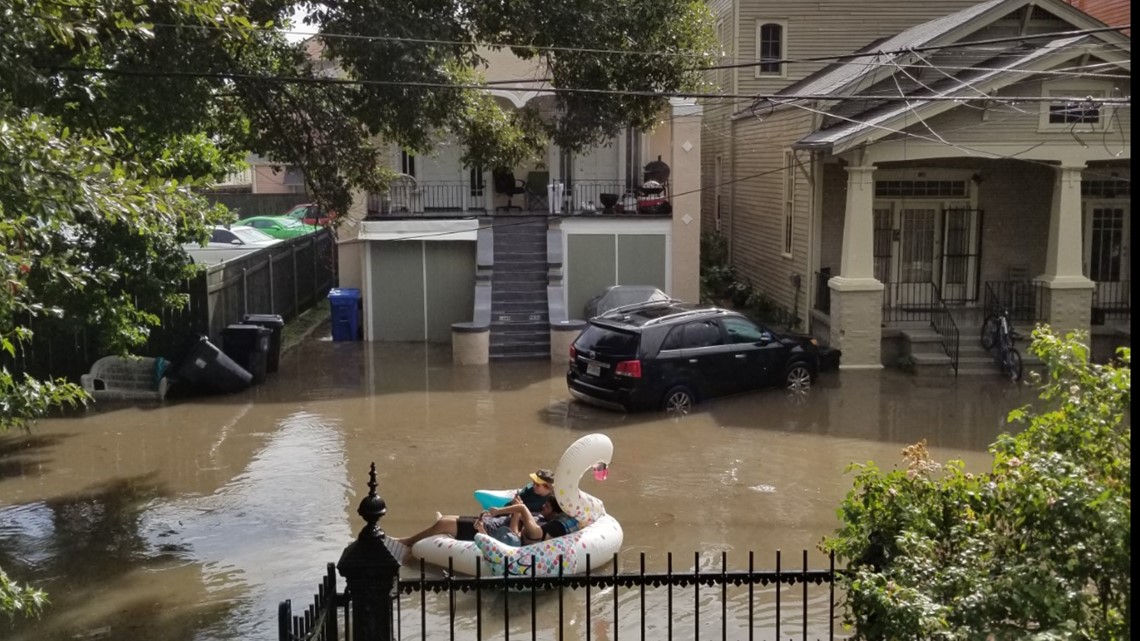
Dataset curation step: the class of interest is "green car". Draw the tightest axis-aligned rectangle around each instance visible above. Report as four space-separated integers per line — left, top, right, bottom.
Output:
240 215 319 239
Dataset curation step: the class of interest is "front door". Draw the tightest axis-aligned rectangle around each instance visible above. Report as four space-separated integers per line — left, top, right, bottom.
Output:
874 200 977 312
1084 200 1130 308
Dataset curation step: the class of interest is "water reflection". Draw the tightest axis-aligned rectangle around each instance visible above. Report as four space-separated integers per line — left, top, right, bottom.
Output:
0 339 1036 640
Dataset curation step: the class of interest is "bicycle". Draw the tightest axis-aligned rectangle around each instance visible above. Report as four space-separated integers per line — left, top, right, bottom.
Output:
980 306 1023 382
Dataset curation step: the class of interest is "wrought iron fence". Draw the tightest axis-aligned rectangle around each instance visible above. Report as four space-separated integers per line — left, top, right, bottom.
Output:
1092 280 1130 323
982 281 1045 323
279 464 845 641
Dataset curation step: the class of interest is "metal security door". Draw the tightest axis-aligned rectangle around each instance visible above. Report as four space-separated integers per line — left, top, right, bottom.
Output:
897 207 938 311
940 207 981 303
1085 201 1130 310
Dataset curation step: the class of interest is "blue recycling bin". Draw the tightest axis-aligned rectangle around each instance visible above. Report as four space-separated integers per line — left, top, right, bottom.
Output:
328 288 362 341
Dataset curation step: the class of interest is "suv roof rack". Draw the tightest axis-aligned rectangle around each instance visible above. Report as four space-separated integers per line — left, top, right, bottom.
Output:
641 307 725 327
598 298 685 318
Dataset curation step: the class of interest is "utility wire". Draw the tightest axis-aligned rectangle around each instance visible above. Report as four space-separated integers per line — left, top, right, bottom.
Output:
159 21 1129 69
45 65 1133 105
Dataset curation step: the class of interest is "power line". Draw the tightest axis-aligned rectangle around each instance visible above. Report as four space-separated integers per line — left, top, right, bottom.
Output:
158 21 1128 70
45 66 1133 105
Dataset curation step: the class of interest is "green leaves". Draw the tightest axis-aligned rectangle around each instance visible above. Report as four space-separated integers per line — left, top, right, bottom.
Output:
824 329 1130 640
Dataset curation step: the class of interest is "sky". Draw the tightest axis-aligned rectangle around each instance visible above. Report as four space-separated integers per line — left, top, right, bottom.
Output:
283 6 317 43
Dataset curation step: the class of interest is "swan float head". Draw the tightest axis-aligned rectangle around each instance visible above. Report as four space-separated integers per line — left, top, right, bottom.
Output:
552 433 613 527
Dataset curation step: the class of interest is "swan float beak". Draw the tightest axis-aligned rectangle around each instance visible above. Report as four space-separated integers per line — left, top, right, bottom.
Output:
593 462 609 481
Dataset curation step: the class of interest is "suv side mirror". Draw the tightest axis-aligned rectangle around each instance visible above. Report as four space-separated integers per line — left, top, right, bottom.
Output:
758 332 773 344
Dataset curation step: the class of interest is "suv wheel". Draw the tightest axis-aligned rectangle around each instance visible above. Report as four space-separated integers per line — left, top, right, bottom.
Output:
661 385 696 415
784 363 812 393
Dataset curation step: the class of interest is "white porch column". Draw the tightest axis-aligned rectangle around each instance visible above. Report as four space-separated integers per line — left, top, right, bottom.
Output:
1036 164 1094 338
829 165 884 369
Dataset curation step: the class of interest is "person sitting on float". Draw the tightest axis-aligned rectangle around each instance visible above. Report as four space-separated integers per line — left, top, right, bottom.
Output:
392 468 554 549
475 496 577 546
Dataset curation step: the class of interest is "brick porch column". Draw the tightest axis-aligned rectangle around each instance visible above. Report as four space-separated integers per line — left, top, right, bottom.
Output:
829 165 884 369
1036 163 1094 338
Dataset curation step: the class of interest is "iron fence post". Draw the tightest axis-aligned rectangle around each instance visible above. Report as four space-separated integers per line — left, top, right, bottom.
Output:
337 462 400 641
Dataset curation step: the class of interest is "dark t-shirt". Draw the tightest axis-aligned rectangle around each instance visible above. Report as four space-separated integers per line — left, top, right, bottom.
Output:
540 519 567 539
516 483 547 513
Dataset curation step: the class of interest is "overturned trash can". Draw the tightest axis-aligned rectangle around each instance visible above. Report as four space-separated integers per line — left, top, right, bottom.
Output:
241 313 285 373
328 288 362 341
222 324 272 385
173 335 252 394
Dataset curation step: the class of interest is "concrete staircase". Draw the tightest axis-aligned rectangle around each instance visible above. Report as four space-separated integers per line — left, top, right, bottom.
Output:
903 318 1043 378
489 216 550 360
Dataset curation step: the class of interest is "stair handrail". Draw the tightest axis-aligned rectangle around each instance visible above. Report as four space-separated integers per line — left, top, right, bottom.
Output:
929 283 960 376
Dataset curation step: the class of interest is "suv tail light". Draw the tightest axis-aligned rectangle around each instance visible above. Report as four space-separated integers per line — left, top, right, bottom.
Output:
569 345 577 361
615 360 642 378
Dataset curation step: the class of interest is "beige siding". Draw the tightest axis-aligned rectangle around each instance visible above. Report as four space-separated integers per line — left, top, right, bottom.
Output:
730 108 815 325
733 0 985 96
914 80 1132 146
701 0 738 238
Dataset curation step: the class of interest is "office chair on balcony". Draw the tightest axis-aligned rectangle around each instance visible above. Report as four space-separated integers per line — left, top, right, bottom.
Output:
493 169 527 212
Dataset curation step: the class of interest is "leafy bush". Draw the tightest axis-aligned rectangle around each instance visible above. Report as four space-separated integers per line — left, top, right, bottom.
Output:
824 328 1130 640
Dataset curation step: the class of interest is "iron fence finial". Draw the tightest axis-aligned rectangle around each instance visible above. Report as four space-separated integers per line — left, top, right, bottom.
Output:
357 462 387 539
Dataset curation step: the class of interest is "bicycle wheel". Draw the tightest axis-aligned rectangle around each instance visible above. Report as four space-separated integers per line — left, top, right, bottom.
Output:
1004 348 1023 383
981 316 998 350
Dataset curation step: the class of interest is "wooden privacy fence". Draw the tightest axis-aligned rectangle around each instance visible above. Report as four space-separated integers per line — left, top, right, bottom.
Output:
279 464 847 641
3 229 337 383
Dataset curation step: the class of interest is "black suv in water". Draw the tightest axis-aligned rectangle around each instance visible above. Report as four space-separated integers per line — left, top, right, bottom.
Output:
566 301 825 413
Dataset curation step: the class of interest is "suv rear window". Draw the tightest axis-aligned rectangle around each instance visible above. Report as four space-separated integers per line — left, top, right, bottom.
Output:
575 324 639 357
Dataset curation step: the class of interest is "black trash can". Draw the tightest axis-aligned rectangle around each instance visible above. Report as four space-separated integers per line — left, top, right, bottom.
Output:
222 324 272 385
242 313 285 373
173 335 253 394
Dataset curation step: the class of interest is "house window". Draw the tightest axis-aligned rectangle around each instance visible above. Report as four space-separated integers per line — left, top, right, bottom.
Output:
1039 83 1113 131
1082 178 1129 198
756 21 786 77
469 166 485 197
782 150 795 257
875 180 967 198
400 151 416 177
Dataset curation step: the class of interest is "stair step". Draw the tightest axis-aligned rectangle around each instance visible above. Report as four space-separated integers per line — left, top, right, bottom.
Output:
490 352 550 361
492 281 546 293
489 342 551 356
492 270 547 281
487 290 544 303
490 303 547 314
491 321 548 333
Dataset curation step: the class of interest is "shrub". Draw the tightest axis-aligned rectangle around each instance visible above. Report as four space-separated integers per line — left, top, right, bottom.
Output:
824 328 1130 640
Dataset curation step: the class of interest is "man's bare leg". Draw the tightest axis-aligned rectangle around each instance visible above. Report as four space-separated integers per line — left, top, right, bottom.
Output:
392 515 460 548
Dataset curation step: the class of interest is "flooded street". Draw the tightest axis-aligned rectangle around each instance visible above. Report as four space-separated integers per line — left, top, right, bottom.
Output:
0 336 1036 640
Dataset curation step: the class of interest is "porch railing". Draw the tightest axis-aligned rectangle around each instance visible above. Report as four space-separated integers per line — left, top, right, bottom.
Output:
983 281 1045 324
814 270 831 315
1092 280 1130 323
278 464 845 641
881 282 941 323
930 284 961 375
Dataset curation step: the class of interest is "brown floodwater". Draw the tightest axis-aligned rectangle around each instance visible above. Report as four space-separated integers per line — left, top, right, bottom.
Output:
0 335 1036 640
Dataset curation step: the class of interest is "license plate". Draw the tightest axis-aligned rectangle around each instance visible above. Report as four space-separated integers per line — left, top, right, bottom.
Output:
586 363 601 376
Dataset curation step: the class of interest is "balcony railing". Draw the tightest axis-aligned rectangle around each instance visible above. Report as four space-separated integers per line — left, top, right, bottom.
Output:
366 180 486 217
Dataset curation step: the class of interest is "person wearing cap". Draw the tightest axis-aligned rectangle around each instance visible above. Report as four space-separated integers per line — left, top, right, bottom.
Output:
391 469 554 551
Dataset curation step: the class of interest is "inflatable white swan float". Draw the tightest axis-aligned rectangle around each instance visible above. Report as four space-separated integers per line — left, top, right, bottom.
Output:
410 433 622 576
